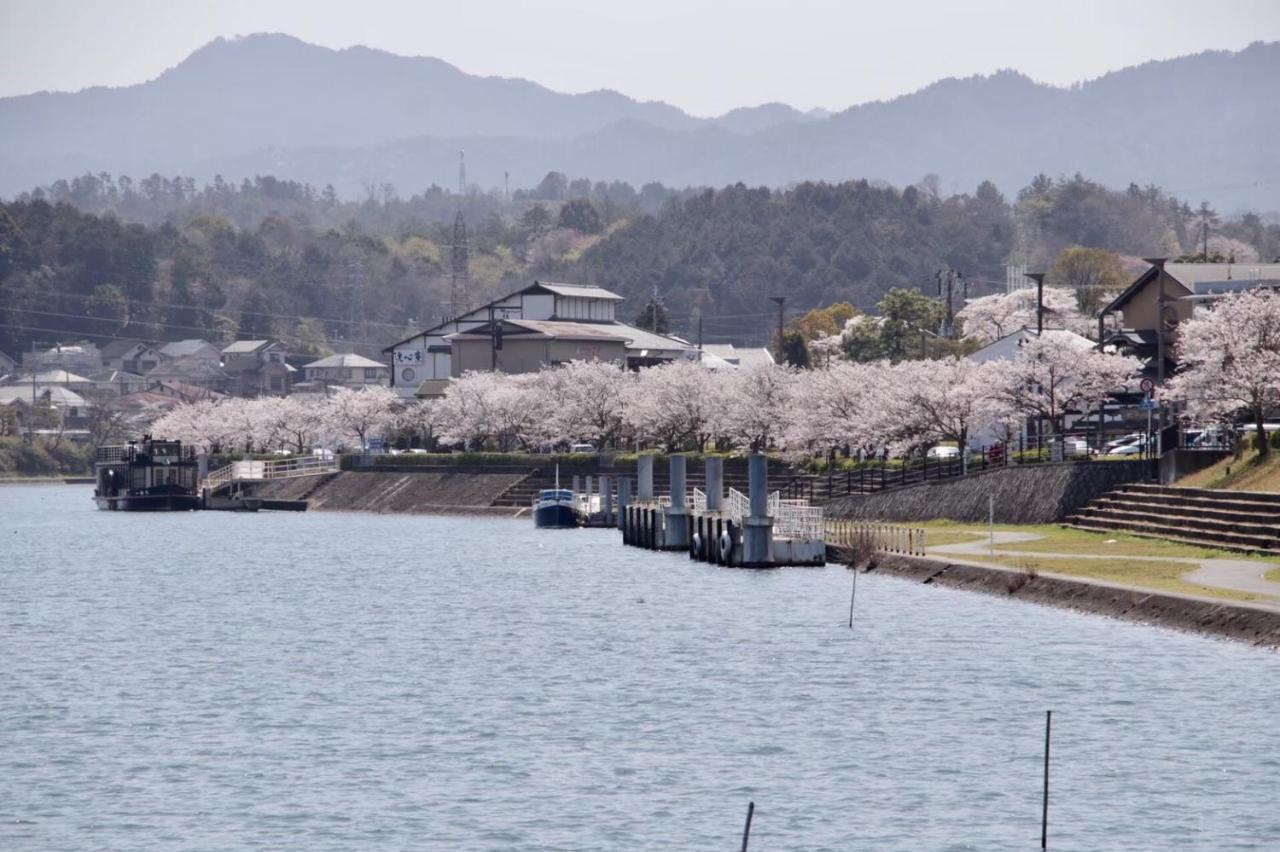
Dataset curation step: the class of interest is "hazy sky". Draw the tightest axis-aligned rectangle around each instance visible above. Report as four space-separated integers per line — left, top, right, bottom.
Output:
2 0 1278 115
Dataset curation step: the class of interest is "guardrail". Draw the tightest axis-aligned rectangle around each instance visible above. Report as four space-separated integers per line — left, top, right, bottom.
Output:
203 455 338 490
825 521 926 556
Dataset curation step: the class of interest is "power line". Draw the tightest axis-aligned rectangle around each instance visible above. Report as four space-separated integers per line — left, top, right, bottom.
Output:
10 284 421 332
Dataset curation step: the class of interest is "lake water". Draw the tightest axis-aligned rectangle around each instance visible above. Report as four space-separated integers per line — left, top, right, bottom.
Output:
3 484 1280 850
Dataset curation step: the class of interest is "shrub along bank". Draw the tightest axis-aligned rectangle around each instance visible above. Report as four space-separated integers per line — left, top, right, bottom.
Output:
0 437 94 477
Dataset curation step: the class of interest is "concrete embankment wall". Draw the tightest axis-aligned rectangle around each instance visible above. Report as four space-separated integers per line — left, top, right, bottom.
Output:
825 461 1149 525
828 547 1280 648
248 470 527 514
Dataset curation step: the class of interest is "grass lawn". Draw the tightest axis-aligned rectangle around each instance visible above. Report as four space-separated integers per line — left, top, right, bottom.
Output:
1177 451 1280 491
915 519 1280 564
1267 568 1280 585
981 554 1268 602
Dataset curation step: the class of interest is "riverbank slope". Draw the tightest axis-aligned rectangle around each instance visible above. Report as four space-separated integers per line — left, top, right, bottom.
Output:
247 470 527 514
830 546 1280 648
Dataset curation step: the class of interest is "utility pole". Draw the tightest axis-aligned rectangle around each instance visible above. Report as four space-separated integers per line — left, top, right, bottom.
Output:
769 296 785 361
944 269 956 338
1202 221 1209 261
1026 272 1046 335
1147 257 1169 449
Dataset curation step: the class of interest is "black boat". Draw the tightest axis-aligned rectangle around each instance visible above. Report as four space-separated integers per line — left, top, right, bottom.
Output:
533 488 578 528
94 437 201 511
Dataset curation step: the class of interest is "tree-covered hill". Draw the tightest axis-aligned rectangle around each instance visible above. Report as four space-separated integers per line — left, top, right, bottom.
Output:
2 171 1276 358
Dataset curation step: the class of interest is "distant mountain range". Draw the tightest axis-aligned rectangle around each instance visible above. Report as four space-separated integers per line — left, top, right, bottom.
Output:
2 34 1278 209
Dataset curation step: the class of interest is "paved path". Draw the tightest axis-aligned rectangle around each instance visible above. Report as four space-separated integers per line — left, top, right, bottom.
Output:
927 531 1280 608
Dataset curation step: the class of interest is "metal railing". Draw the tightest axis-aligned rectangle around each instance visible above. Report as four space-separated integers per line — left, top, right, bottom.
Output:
203 455 338 489
825 520 926 556
723 487 824 540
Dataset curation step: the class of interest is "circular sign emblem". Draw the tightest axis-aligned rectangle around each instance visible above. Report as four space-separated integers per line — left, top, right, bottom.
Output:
1139 378 1155 394
401 368 416 383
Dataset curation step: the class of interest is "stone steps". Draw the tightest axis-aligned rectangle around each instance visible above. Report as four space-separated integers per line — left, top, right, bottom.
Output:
1066 482 1280 554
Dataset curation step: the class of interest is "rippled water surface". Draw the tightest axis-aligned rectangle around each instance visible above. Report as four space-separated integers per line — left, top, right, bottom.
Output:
4 484 1280 850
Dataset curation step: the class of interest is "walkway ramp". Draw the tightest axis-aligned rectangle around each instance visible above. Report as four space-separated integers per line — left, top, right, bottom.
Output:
203 456 339 493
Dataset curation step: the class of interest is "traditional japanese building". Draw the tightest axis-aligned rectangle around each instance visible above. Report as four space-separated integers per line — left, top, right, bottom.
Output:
383 281 698 398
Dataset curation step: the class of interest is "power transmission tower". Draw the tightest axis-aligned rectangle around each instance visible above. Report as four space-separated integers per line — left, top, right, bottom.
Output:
448 211 470 321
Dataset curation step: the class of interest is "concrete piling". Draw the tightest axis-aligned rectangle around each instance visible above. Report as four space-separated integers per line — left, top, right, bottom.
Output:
742 453 774 567
705 456 723 511
662 455 690 550
637 455 654 501
618 478 631 530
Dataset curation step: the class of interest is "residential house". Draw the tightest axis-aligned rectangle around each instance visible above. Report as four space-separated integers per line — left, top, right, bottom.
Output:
384 280 698 397
25 370 95 393
300 354 391 391
147 380 228 404
146 353 230 391
699 344 777 369
1099 260 1280 381
23 342 102 375
157 339 222 364
100 339 164 374
221 340 293 397
0 350 15 377
0 385 91 429
965 326 1112 446
88 369 148 396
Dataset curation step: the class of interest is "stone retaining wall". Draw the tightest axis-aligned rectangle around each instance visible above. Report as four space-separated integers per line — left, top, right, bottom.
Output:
829 548 1280 648
247 470 526 514
824 461 1149 525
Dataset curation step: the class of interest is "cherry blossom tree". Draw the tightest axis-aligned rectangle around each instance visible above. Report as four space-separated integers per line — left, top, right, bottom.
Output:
785 361 894 456
624 361 723 451
990 332 1140 437
957 287 1090 345
891 358 1003 470
1163 288 1280 457
725 364 795 451
545 359 632 447
327 386 397 450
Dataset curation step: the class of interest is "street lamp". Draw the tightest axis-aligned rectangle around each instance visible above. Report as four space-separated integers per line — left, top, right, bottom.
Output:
769 296 786 361
1025 272 1046 335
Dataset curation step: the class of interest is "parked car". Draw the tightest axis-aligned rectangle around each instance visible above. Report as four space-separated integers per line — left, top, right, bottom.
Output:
1104 433 1144 454
1062 437 1090 456
926 445 960 459
1112 440 1148 457
569 443 598 454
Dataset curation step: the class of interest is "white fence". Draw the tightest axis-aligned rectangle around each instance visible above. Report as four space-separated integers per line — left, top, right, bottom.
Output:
825 521 926 556
203 455 338 489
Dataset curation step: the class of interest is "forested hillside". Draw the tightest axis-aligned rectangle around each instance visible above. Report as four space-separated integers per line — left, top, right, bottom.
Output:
2 171 1277 357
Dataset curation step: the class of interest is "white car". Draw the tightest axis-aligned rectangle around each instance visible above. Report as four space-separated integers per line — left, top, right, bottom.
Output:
1111 441 1148 456
569 443 598 454
926 445 960 459
1104 434 1143 454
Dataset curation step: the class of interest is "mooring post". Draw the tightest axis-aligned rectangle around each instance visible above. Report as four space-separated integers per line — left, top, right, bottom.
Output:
741 801 755 852
600 474 612 526
618 477 631 530
742 452 773 567
1042 709 1052 849
662 454 690 550
848 568 857 628
585 475 593 507
572 474 581 495
637 455 653 502
705 456 724 511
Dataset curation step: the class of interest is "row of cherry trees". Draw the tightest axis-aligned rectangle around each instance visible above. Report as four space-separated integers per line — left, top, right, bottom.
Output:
150 340 1142 457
